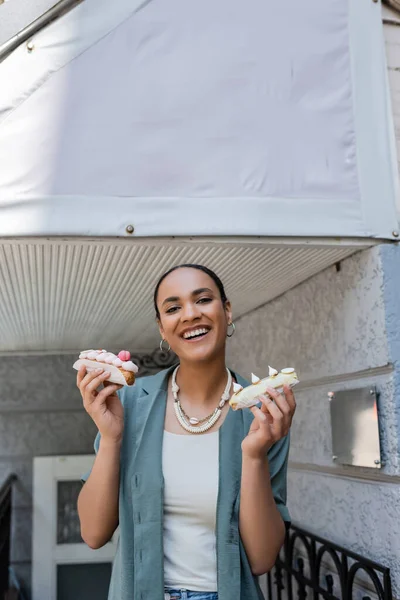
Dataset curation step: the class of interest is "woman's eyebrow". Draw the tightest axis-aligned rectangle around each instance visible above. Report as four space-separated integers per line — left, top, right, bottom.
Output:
192 287 213 296
162 296 180 306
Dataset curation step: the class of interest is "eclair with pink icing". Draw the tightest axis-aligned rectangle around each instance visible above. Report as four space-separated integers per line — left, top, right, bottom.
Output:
73 349 138 386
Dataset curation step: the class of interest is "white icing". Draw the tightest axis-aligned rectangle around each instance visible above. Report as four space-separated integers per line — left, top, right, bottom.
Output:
268 366 278 377
251 373 260 383
104 354 115 364
81 349 99 359
281 367 295 374
233 382 243 393
79 349 138 374
229 369 300 411
122 360 139 373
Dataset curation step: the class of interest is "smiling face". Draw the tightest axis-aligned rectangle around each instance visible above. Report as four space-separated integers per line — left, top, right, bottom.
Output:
156 267 232 364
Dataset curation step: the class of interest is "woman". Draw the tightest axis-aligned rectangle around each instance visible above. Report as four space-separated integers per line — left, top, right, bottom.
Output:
77 264 296 600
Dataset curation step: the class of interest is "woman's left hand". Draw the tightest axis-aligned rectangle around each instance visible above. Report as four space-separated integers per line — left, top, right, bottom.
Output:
241 385 296 459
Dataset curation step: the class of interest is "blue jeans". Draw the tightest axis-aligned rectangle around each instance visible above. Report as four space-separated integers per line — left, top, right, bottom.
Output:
164 590 218 600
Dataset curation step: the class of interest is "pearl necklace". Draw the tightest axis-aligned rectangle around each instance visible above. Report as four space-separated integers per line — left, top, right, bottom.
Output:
171 366 232 434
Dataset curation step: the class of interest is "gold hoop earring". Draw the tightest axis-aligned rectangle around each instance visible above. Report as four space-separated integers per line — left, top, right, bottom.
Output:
159 339 171 352
227 322 236 338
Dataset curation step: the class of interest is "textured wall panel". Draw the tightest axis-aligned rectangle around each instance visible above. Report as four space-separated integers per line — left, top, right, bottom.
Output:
226 247 398 473
227 246 400 593
0 354 83 412
227 246 387 380
381 243 400 466
0 412 97 456
0 240 359 352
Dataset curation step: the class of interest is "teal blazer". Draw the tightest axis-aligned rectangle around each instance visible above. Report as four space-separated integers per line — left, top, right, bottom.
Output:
84 366 290 600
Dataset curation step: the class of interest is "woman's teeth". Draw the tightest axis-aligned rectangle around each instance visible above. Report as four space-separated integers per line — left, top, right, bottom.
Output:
183 328 209 339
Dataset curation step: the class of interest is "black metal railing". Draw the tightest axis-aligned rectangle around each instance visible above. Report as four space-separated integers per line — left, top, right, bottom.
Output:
0 474 16 599
266 524 393 600
132 348 178 378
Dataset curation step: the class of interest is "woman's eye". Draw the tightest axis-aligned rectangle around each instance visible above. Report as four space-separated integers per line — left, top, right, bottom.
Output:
166 306 179 314
198 297 212 304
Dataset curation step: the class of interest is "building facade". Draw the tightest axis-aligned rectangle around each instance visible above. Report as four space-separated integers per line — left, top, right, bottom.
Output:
0 1 399 599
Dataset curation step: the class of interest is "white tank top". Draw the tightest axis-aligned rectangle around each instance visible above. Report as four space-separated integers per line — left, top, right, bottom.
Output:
162 430 219 592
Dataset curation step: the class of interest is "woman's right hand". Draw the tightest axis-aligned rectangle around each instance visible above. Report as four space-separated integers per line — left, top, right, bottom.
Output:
77 367 124 444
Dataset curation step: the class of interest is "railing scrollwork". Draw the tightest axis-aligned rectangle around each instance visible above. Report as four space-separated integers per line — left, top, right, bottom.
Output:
266 525 393 600
132 348 178 378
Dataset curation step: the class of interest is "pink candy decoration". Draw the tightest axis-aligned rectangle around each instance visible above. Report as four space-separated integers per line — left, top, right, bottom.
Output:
118 350 131 361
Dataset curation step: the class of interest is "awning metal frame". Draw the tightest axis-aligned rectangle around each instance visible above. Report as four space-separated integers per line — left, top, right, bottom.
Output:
1 0 399 66
0 0 83 63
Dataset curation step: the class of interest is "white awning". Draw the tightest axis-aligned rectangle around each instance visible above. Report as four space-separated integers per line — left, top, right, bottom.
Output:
0 0 397 352
0 0 398 240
